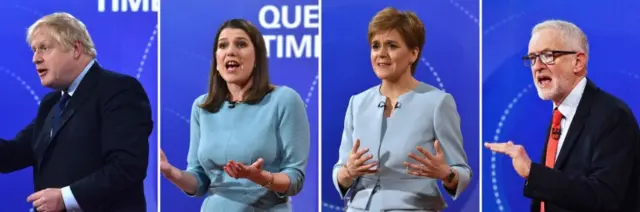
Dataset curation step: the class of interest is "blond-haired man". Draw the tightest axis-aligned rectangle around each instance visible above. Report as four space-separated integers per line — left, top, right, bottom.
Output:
0 12 153 212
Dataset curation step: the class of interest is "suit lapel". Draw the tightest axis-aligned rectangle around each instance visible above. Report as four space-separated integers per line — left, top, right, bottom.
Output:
541 121 552 165
554 79 596 169
33 93 61 169
36 62 102 168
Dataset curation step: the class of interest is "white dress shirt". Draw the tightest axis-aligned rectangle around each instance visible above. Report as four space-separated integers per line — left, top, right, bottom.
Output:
552 77 587 159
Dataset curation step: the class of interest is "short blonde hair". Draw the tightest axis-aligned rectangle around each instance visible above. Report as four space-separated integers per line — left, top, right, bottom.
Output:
368 7 425 75
27 12 97 57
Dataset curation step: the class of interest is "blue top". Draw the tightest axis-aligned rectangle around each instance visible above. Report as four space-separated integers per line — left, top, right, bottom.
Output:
332 82 472 211
186 86 310 212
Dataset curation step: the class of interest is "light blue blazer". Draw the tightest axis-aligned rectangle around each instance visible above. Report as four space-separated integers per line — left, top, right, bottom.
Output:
332 82 472 212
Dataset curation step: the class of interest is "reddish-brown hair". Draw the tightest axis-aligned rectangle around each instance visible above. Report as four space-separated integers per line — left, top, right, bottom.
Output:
368 7 425 74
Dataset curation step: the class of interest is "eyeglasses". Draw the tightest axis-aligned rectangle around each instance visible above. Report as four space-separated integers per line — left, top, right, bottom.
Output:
522 50 577 67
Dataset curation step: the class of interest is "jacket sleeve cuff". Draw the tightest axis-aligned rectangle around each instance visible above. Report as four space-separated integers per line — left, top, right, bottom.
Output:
444 166 471 200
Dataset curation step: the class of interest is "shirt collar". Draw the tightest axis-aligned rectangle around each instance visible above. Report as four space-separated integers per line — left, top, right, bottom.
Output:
63 59 95 97
554 77 587 119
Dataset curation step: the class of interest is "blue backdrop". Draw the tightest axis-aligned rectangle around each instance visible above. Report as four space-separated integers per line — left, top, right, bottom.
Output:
159 0 319 211
482 1 640 211
0 0 158 211
321 0 479 211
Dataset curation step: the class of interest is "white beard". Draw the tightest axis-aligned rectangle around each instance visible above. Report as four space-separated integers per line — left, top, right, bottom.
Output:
534 74 573 102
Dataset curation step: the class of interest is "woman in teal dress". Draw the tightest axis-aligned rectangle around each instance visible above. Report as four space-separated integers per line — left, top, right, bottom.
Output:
160 19 311 212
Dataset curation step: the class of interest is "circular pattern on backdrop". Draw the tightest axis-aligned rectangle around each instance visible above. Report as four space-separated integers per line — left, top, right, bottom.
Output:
0 5 45 106
136 25 158 80
15 4 43 16
164 107 190 124
420 58 445 90
483 9 536 211
489 83 533 211
135 25 159 212
304 74 318 108
448 0 478 23
0 66 41 105
483 12 528 35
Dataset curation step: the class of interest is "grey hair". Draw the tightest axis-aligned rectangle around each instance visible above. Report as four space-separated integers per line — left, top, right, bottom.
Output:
26 12 97 57
532 20 589 57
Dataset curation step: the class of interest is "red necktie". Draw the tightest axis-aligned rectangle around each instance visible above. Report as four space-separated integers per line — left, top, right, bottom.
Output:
541 108 563 212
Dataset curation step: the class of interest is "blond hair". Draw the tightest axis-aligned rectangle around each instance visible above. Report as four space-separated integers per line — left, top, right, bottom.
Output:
27 12 97 57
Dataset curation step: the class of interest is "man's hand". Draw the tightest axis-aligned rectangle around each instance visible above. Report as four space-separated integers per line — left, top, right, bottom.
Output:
485 141 532 179
27 188 65 212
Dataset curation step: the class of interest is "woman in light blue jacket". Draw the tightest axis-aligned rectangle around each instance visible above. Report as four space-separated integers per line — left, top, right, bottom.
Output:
333 7 472 212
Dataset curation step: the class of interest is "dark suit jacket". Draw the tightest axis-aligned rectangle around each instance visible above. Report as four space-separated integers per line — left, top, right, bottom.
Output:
524 79 640 212
0 62 153 211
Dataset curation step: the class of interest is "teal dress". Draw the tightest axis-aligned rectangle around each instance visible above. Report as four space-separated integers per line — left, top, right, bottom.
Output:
185 86 310 212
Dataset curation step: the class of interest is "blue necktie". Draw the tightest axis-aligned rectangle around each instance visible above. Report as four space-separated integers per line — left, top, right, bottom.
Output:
50 92 70 137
